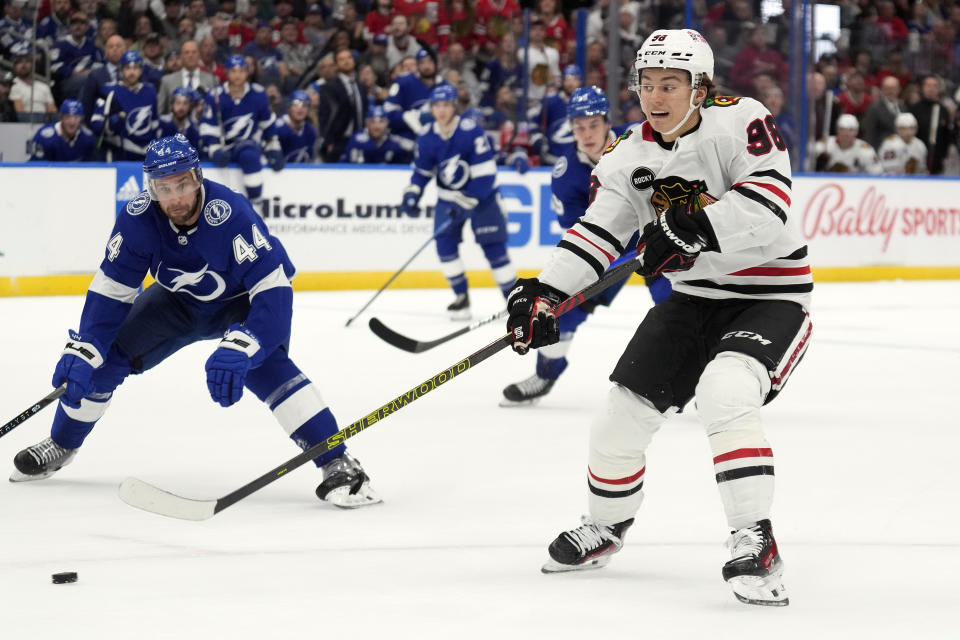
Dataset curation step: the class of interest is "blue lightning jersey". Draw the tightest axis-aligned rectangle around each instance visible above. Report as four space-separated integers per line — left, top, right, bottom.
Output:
50 35 101 80
80 179 296 361
158 114 200 149
90 82 160 158
409 116 498 204
29 121 96 161
0 16 32 54
383 73 434 140
341 130 412 164
538 92 575 163
199 82 277 155
274 115 317 163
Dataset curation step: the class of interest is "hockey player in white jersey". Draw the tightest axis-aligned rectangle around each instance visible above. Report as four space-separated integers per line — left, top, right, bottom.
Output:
815 113 882 174
879 112 928 174
505 29 812 606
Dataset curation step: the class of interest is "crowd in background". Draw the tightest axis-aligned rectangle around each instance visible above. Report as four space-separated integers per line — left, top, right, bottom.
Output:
1 0 959 175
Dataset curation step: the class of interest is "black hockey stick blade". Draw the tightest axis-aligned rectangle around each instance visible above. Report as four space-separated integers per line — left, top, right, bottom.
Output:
368 310 508 354
118 254 643 520
1 385 65 439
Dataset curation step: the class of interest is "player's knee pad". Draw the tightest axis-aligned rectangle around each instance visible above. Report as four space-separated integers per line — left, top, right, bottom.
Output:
696 352 770 439
589 384 665 465
59 393 112 423
236 147 263 174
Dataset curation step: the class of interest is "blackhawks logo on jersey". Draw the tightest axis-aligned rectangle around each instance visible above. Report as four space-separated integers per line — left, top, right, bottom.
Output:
603 129 633 155
649 177 718 217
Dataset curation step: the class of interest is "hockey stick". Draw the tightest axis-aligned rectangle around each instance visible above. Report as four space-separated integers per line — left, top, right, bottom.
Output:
1 385 65 440
369 309 507 354
344 216 455 328
366 252 642 353
118 253 644 521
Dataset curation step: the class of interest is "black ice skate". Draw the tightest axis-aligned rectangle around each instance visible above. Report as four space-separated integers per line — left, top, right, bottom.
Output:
500 373 556 407
541 516 634 573
10 437 78 482
315 452 382 509
722 519 789 606
446 292 470 320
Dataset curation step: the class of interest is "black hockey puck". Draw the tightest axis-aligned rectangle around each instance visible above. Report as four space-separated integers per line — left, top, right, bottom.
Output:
52 572 78 584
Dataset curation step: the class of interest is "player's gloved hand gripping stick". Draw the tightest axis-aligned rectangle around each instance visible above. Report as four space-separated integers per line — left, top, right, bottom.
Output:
117 252 645 520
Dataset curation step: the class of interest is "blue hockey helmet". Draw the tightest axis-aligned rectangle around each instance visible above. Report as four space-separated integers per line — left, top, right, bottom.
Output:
429 83 457 104
60 99 83 116
120 49 142 67
171 86 196 102
225 54 248 69
367 104 388 120
567 86 609 121
143 134 203 200
289 89 311 106
562 64 582 77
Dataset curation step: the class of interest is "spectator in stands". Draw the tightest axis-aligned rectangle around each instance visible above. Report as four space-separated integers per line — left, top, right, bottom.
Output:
174 16 197 52
810 70 840 143
277 17 315 83
36 0 72 47
475 0 521 56
306 54 337 106
441 42 480 101
199 35 226 82
141 33 167 88
158 40 217 113
160 0 184 43
229 0 258 50
539 0 572 59
585 40 606 90
9 47 57 117
518 18 559 104
275 90 318 163
29 99 96 161
364 0 394 42
1 0 33 57
815 113 882 174
244 22 286 86
386 14 421 68
317 47 368 162
84 34 125 119
862 75 903 150
879 111 928 174
761 85 795 153
189 0 212 42
159 86 200 148
272 0 307 46
837 70 873 122
478 31 520 107
398 0 450 51
337 1 370 51
705 23 736 88
211 16 234 64
910 74 952 174
876 0 908 47
358 62 388 104
361 32 390 82
0 72 19 122
51 10 101 102
730 24 787 98
304 4 330 50
446 0 476 52
875 48 912 88
342 103 413 164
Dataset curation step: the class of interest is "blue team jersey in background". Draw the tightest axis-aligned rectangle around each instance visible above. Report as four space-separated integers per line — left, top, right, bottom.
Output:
411 116 498 204
29 122 96 161
274 115 317 163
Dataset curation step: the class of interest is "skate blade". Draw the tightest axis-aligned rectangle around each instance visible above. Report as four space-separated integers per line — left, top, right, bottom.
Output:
727 575 790 607
9 468 59 483
498 396 543 408
321 483 383 509
448 309 471 321
541 555 611 574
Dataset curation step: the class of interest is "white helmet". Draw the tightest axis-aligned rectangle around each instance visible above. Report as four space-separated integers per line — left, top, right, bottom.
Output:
634 29 715 90
895 112 918 129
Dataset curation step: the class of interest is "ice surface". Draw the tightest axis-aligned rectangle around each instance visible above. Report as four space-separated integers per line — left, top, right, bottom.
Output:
1 281 958 639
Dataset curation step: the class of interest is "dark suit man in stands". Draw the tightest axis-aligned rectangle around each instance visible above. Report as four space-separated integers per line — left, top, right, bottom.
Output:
157 40 216 113
862 76 903 150
910 74 952 175
83 34 126 123
317 48 367 162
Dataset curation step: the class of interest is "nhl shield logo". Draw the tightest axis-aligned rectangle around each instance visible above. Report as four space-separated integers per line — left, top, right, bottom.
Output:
203 199 232 226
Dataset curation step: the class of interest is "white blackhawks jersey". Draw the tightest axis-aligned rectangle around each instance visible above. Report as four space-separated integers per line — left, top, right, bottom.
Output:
539 96 812 309
815 136 882 174
878 135 928 174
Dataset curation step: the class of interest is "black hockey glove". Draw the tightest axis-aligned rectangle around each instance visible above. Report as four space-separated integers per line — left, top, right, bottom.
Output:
506 278 565 355
636 201 716 278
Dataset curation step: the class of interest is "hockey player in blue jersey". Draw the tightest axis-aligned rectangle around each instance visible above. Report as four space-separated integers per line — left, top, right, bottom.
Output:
399 84 516 319
200 55 284 203
90 50 160 161
341 105 412 164
500 86 672 406
274 90 317 164
29 99 96 161
535 64 581 165
10 134 381 509
158 86 200 149
384 48 441 148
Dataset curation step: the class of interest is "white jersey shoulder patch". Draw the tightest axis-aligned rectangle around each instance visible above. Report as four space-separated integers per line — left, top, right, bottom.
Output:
203 198 232 226
126 191 152 216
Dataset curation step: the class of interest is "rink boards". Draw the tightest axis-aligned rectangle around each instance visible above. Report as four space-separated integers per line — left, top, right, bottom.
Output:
1 162 959 296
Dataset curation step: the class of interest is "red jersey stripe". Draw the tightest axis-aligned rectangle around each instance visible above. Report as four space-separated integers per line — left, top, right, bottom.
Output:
567 229 616 263
733 180 792 206
728 266 812 277
713 448 774 464
589 465 645 485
